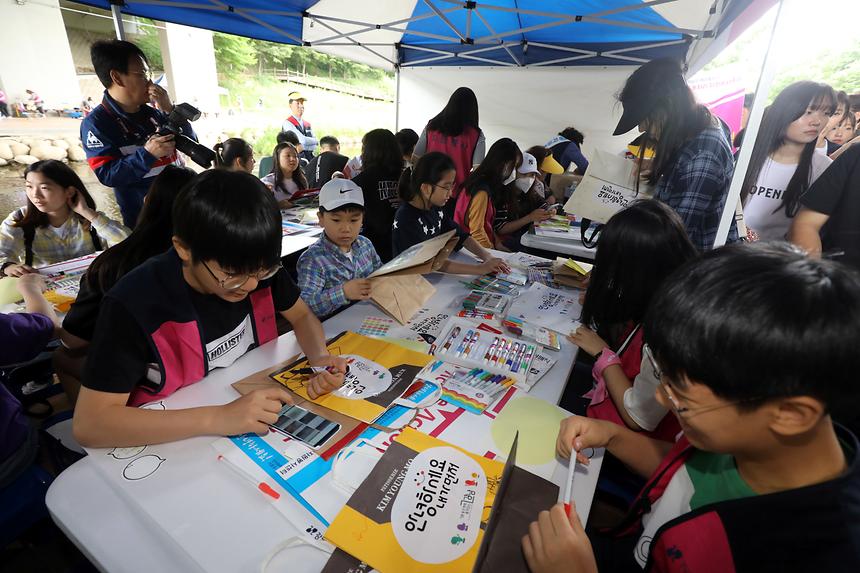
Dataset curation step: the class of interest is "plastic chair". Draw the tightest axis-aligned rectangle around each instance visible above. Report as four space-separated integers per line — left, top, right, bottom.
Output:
258 155 273 178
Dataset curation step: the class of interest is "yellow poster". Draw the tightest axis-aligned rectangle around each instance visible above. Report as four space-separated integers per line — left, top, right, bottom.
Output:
325 428 505 573
269 332 433 423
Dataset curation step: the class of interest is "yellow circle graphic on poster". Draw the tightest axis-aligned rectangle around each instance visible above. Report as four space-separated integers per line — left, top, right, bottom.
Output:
334 355 393 400
390 446 486 564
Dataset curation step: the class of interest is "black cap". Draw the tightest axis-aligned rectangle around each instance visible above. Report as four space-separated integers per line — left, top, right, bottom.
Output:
613 58 687 136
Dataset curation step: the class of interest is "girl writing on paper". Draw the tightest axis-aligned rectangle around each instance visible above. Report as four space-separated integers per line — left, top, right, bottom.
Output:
454 138 522 250
741 81 836 242
393 152 508 276
261 142 308 209
569 200 696 440
0 160 129 277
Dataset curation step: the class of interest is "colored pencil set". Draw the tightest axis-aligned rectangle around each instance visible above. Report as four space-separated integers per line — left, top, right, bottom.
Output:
431 320 540 384
461 291 510 315
463 275 521 296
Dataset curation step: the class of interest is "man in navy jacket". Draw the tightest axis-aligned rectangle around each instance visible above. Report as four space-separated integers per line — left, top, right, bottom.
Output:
81 40 195 228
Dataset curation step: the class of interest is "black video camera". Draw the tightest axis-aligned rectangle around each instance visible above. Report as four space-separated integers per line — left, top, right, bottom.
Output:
156 102 215 168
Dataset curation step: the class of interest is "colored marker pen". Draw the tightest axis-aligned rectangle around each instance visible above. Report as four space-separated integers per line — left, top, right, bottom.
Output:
506 343 520 369
441 326 461 353
455 329 474 356
521 344 535 372
464 331 480 357
484 337 499 362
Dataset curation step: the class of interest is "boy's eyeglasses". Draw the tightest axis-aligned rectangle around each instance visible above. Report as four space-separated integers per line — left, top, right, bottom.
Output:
644 343 764 418
202 261 282 291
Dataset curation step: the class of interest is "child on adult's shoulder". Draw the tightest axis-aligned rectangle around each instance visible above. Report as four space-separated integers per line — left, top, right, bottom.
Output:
297 178 382 318
567 200 697 439
526 243 860 572
393 151 510 276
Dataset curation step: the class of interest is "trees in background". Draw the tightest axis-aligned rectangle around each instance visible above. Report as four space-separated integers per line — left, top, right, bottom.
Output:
212 32 390 86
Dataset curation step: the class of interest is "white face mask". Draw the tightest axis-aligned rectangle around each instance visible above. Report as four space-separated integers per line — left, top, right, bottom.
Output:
514 176 534 193
503 170 517 185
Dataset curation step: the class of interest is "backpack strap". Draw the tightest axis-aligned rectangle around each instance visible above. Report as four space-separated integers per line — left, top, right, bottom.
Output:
89 225 102 252
580 218 602 249
23 225 35 267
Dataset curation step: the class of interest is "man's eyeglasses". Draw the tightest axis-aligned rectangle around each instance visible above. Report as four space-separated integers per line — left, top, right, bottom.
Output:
202 261 282 291
128 70 153 82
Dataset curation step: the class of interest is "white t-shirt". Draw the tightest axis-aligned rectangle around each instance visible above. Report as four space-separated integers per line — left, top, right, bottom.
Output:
743 153 831 241
260 173 300 203
622 352 669 432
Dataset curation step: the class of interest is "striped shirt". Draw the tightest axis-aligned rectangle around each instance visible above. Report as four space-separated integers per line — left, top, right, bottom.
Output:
0 208 129 268
297 233 381 317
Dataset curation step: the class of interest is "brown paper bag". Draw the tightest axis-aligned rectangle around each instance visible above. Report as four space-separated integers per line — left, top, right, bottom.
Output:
368 274 436 324
369 230 458 278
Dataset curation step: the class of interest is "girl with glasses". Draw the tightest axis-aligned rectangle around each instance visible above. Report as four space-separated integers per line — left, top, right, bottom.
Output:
392 152 508 276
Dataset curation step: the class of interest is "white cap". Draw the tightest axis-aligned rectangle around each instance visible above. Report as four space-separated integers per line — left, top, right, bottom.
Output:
518 152 540 175
319 178 365 211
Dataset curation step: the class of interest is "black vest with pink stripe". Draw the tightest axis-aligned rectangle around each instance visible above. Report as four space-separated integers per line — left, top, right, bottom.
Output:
107 249 277 407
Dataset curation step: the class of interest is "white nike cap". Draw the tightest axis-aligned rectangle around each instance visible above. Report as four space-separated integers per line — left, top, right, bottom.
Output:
518 152 541 175
319 178 365 211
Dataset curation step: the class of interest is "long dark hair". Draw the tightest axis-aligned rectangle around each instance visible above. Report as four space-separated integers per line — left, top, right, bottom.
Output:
581 199 698 343
85 165 195 292
360 129 403 174
619 59 713 187
426 87 479 137
270 142 307 190
740 81 836 216
16 160 96 230
462 138 521 199
397 151 456 203
213 138 253 169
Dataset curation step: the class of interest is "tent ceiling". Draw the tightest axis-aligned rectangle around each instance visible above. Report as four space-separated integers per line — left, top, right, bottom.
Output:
71 0 759 70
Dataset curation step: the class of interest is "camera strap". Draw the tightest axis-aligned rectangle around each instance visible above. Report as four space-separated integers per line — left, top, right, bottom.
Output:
99 94 159 141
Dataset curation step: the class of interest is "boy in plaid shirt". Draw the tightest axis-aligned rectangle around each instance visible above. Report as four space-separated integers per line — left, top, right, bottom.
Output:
297 179 382 317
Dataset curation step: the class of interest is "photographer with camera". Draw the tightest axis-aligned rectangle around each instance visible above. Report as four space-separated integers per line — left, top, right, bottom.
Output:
81 40 199 228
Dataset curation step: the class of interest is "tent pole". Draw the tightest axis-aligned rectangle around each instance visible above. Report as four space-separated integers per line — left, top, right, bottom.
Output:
111 3 126 40
712 0 789 249
395 66 401 131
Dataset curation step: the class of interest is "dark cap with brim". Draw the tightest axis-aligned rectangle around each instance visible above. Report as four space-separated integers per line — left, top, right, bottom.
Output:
613 103 652 136
613 58 687 136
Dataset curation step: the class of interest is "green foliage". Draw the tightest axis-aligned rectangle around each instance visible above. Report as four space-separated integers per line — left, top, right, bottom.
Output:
209 32 392 91
769 42 860 97
213 33 257 76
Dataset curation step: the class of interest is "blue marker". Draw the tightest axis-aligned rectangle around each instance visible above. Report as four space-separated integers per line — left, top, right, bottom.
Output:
455 330 474 356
